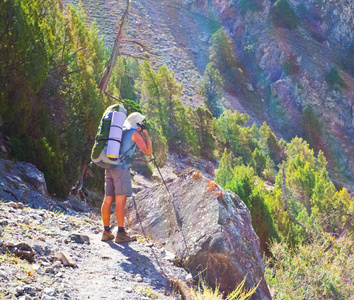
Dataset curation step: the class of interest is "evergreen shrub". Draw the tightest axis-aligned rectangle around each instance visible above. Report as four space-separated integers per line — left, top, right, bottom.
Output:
11 137 68 198
325 67 347 90
265 235 354 299
271 0 298 29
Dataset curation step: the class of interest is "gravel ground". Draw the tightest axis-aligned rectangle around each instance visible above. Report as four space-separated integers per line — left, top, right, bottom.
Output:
0 201 193 300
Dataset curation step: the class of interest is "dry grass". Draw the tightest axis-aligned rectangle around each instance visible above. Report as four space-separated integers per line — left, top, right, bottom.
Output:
190 277 259 300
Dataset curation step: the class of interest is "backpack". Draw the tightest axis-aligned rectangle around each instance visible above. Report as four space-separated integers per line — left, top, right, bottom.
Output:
91 104 131 169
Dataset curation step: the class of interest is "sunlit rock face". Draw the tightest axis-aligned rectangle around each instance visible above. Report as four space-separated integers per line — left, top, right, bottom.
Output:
126 169 271 299
175 0 354 189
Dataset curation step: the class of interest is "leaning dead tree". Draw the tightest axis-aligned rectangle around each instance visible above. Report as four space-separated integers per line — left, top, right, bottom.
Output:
71 0 162 202
98 0 161 101
98 0 131 102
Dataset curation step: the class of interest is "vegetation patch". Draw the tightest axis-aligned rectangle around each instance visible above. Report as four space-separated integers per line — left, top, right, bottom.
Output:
271 0 298 29
265 235 354 299
239 0 263 14
325 67 347 90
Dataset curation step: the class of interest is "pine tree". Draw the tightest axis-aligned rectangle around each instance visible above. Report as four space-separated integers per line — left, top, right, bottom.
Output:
215 148 235 187
198 62 224 117
209 29 244 91
193 106 216 160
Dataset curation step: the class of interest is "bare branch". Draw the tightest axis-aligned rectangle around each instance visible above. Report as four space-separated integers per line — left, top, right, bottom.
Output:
123 39 162 56
104 92 126 105
115 65 144 81
120 52 157 61
63 68 84 76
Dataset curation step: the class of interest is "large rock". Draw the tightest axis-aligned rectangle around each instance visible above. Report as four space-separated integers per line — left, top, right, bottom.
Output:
0 158 49 197
126 169 271 299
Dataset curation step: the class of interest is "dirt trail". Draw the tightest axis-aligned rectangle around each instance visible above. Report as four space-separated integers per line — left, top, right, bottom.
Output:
0 199 191 300
67 227 185 299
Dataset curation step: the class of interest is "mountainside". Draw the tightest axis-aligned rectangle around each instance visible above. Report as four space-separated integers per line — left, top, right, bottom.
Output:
178 0 354 187
65 0 354 190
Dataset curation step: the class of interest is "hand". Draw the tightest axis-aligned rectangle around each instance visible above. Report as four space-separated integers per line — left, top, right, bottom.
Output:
137 122 146 131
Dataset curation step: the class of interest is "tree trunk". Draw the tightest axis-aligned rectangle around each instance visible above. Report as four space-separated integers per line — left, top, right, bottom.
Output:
98 0 131 94
71 1 131 203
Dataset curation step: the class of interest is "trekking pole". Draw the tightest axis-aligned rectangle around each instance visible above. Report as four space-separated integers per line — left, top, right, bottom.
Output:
138 128 189 256
150 154 190 257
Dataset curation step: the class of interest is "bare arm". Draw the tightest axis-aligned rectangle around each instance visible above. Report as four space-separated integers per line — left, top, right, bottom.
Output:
132 128 152 155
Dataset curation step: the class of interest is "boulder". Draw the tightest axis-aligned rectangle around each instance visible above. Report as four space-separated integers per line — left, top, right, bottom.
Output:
0 158 66 211
126 169 271 299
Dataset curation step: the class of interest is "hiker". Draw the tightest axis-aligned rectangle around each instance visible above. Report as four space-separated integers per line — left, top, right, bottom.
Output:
101 112 152 242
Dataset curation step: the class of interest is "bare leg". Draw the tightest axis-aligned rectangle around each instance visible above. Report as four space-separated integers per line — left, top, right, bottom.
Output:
115 195 127 228
101 196 114 227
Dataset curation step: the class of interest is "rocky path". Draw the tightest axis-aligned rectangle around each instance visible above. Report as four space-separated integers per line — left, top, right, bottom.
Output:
0 201 192 300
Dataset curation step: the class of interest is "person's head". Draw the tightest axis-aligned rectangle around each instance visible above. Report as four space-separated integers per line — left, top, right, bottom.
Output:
124 112 145 129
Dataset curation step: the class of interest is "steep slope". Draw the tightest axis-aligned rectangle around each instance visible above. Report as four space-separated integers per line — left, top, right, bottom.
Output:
64 0 354 189
177 0 354 188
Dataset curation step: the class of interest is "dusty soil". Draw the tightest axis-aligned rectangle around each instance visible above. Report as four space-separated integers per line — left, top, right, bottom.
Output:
0 201 192 299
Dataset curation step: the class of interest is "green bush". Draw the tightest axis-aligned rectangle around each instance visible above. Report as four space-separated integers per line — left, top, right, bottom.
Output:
271 0 298 29
265 235 354 299
282 59 299 76
223 165 280 255
301 105 322 150
133 162 153 179
325 67 347 90
11 137 68 198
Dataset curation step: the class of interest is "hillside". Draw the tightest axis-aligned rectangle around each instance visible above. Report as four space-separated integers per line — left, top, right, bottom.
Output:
64 0 354 190
1 1 353 299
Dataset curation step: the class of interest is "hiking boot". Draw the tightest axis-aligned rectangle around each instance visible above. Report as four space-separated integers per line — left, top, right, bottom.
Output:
115 231 137 243
101 230 115 241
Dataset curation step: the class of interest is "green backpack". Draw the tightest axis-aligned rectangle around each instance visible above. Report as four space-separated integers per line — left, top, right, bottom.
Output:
91 104 127 169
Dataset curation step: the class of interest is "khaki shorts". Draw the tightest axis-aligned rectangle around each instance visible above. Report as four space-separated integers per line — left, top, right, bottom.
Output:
105 167 133 197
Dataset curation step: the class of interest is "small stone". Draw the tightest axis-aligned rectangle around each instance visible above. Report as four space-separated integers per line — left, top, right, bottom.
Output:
32 264 41 273
16 286 25 295
33 244 43 254
0 219 8 226
23 285 36 294
55 271 64 278
125 287 133 293
57 251 76 267
45 267 55 274
185 273 193 281
135 274 143 282
60 225 72 231
43 288 56 296
161 250 176 262
18 296 32 300
52 261 62 268
0 271 8 281
0 145 7 153
7 201 24 209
